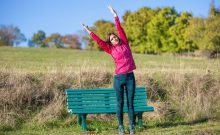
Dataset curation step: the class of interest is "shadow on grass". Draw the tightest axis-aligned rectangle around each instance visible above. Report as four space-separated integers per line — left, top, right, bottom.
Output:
144 118 209 129
82 118 210 133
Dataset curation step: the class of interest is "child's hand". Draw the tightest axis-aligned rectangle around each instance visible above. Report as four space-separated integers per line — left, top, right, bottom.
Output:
108 5 117 17
81 23 91 34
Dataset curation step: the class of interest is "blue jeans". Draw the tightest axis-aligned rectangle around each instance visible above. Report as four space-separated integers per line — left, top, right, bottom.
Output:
114 72 136 127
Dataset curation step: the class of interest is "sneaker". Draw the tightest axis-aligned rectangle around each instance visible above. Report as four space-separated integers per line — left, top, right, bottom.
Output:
118 125 125 135
129 125 135 135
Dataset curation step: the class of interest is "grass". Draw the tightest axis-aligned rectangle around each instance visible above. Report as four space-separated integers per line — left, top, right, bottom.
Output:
0 47 113 73
1 46 220 74
1 118 220 135
1 46 220 134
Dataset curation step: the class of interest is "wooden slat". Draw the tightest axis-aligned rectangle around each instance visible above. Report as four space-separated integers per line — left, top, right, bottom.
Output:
66 87 145 92
68 106 154 114
67 100 146 105
67 97 147 106
67 106 147 110
66 96 146 100
67 99 146 104
67 102 147 107
66 92 146 97
65 87 146 93
66 91 146 96
66 88 146 92
67 95 146 101
66 91 146 95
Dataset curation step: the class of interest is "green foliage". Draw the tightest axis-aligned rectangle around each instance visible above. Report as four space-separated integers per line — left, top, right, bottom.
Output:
88 20 115 50
201 16 220 53
45 33 62 48
187 14 220 56
124 7 155 53
168 12 193 53
209 1 220 17
32 30 47 47
0 124 14 132
185 17 204 52
147 7 177 54
84 3 220 56
122 10 132 22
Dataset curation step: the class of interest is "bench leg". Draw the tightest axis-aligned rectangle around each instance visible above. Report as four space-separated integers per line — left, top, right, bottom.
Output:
137 112 143 128
80 114 87 131
77 114 82 125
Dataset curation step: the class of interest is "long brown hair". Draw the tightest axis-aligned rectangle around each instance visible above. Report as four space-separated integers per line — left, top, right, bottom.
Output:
106 33 120 45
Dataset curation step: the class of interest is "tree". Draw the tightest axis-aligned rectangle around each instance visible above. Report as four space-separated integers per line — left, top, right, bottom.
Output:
185 17 205 53
201 16 220 55
31 30 46 47
122 10 132 22
87 20 115 50
124 7 156 53
147 7 178 53
168 12 194 53
0 25 26 46
61 34 81 49
209 0 220 17
186 2 220 57
45 33 63 48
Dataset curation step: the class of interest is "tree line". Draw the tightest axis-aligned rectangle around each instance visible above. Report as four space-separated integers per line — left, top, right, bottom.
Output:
87 3 220 57
0 27 81 49
29 31 81 49
0 2 220 57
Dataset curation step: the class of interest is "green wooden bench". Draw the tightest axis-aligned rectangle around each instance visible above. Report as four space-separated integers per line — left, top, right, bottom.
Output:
65 87 154 131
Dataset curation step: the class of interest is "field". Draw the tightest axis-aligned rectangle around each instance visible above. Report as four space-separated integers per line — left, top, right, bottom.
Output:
1 47 220 74
2 119 220 135
0 46 220 134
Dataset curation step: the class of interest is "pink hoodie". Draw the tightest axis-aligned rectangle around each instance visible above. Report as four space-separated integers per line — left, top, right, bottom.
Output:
89 16 136 75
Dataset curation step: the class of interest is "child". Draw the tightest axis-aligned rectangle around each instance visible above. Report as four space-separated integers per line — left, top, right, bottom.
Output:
82 6 136 135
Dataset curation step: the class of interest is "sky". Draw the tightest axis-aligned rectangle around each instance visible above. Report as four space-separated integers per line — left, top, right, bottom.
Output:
1 0 220 46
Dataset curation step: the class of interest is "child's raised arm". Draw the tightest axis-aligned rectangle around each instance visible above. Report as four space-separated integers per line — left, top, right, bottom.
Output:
108 6 128 44
81 23 111 54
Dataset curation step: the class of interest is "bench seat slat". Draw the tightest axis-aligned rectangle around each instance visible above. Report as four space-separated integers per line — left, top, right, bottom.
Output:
66 93 146 97
68 106 154 114
66 91 146 96
66 87 145 92
67 96 147 101
66 91 146 95
67 99 146 103
67 102 147 107
67 100 147 104
66 89 146 92
67 98 146 101
67 100 146 105
68 104 149 109
66 89 146 94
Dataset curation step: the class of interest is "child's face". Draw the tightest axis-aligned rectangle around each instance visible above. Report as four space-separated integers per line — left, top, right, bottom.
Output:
109 34 119 45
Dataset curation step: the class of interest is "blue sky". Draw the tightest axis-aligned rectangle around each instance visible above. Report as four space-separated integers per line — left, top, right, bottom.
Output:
1 0 220 46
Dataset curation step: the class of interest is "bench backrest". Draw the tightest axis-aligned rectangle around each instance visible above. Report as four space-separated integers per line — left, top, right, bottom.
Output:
65 87 151 114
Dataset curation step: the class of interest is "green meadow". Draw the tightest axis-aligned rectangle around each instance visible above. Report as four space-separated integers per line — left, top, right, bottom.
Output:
1 47 219 74
0 47 220 134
